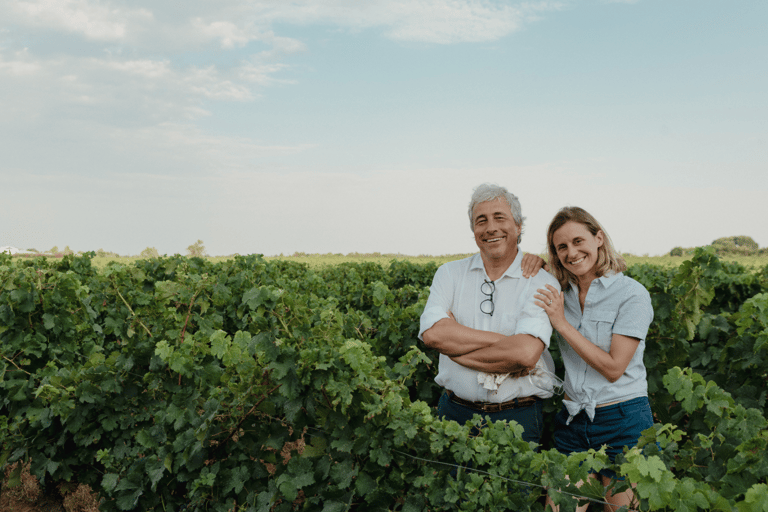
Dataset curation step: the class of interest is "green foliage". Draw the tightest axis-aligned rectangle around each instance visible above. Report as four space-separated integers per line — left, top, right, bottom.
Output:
0 251 766 510
670 247 683 257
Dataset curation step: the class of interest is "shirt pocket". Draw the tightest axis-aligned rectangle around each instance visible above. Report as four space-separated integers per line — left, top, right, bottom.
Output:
588 309 617 351
499 314 517 336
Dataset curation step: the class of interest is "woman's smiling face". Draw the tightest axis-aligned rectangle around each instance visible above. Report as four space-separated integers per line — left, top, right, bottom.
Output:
552 221 604 283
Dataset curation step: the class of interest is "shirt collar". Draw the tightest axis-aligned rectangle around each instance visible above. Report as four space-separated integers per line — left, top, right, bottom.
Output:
596 271 622 288
470 251 523 280
568 271 622 293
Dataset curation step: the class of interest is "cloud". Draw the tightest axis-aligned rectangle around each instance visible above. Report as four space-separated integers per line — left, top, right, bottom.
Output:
253 0 565 44
0 0 564 142
4 0 152 41
0 46 286 138
380 0 537 44
3 0 566 55
0 48 40 75
0 1 315 146
190 18 255 49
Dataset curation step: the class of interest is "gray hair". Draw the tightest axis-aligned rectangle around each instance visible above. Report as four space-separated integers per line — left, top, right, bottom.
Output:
468 183 525 243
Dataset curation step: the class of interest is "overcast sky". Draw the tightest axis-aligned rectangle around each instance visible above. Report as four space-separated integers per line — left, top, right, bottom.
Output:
2 0 766 257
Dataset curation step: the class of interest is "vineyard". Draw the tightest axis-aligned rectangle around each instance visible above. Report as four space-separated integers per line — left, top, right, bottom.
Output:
0 249 766 511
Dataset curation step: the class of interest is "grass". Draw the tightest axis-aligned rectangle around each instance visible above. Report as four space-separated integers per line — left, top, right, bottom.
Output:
79 253 476 270
14 252 768 271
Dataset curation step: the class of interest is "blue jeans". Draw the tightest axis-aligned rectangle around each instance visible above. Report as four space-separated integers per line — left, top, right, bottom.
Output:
553 396 654 479
437 391 544 444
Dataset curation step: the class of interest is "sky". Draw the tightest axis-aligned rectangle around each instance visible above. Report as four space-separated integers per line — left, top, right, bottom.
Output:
2 0 766 258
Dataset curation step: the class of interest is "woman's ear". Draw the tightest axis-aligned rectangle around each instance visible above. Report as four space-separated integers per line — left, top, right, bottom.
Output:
595 230 605 248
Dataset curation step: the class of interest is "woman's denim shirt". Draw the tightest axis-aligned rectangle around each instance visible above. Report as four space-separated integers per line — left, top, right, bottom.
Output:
558 272 654 423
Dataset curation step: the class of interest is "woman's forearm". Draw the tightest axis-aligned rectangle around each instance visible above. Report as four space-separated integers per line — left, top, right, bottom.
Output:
554 321 638 383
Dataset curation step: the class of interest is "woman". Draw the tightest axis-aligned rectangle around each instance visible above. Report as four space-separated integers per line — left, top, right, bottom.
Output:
535 207 654 511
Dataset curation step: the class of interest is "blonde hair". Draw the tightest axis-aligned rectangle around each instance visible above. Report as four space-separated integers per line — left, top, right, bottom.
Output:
546 206 626 289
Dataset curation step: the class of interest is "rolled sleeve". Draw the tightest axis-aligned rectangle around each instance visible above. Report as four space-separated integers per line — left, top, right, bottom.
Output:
514 273 560 348
419 306 449 340
613 283 653 340
418 264 452 340
515 317 553 348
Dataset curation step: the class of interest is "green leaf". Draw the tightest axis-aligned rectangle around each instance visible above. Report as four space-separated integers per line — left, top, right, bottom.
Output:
224 465 250 495
7 464 22 488
354 471 377 496
302 437 328 458
372 282 389 306
634 456 667 481
155 340 173 360
736 484 768 512
102 473 119 492
233 330 251 352
136 429 158 449
116 488 143 511
42 313 56 330
329 458 356 488
210 330 230 359
146 457 165 490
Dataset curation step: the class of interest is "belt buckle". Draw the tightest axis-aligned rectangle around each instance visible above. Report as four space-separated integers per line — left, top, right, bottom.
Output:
476 401 502 413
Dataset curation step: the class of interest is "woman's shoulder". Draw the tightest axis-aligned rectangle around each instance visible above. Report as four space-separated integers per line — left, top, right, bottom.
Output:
618 273 650 295
601 272 652 306
611 274 653 318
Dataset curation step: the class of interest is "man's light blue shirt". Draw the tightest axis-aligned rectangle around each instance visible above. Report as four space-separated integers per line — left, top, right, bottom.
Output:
419 251 561 402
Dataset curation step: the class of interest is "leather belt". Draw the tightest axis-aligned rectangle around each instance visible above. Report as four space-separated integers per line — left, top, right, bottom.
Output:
446 390 540 413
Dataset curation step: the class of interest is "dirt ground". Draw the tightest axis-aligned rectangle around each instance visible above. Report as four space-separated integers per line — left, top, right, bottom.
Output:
1 435 306 512
1 462 99 512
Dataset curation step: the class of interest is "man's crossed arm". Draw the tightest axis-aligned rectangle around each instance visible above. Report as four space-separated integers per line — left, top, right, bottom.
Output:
422 313 545 375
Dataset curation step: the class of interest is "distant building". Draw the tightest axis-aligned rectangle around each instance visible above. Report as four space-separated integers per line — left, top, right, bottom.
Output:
0 247 35 255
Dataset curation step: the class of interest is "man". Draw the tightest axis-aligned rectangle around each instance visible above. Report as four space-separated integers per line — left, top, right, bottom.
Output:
419 183 560 444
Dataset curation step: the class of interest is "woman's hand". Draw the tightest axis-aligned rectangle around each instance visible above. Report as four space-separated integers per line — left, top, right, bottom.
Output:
521 253 549 278
535 284 567 330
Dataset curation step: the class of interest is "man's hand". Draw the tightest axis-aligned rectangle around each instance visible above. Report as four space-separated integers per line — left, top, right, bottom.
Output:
521 253 548 278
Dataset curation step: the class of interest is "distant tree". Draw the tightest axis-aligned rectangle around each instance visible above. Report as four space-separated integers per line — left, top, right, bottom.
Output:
713 235 758 250
140 247 160 259
187 240 207 258
63 246 73 255
711 236 759 255
26 248 38 253
670 247 683 257
49 246 59 254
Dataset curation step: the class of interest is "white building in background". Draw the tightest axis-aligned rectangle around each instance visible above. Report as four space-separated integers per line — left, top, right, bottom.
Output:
0 247 36 255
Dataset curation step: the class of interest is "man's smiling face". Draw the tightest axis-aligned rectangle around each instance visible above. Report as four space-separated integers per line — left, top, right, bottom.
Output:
472 198 520 266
